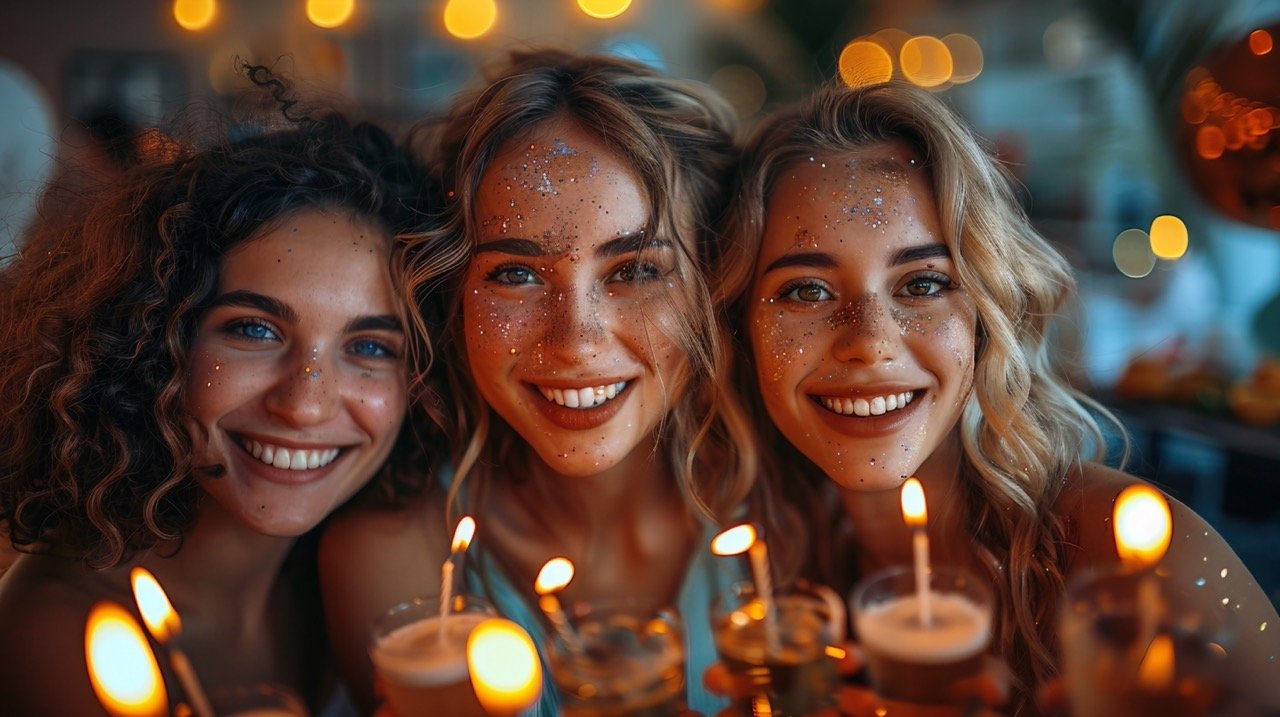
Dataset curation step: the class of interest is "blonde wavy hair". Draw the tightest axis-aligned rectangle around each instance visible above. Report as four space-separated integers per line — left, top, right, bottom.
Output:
404 49 759 527
716 80 1125 706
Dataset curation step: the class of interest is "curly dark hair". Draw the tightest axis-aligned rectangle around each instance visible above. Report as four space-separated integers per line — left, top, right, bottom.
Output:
0 100 462 569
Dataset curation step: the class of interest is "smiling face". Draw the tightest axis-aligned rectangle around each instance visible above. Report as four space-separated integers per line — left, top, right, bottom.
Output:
746 141 977 491
184 209 407 535
462 117 690 478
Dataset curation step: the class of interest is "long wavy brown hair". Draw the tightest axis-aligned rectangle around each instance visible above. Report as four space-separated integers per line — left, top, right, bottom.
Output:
0 106 462 569
716 81 1126 710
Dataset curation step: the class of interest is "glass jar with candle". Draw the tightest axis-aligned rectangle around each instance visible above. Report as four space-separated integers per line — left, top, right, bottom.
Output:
369 594 495 717
711 580 844 716
545 600 685 717
1058 565 1237 717
849 565 993 707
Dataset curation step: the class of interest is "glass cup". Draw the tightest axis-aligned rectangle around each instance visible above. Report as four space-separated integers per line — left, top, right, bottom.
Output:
1059 565 1233 717
369 594 495 717
206 683 309 716
711 580 843 716
849 565 993 707
545 600 685 717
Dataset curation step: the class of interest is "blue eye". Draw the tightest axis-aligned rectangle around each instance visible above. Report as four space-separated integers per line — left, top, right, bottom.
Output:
351 338 394 358
487 265 538 285
779 281 833 303
227 319 279 342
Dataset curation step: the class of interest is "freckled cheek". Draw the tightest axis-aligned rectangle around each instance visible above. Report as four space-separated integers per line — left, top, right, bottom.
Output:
350 386 408 431
184 348 232 414
462 291 536 360
749 308 821 387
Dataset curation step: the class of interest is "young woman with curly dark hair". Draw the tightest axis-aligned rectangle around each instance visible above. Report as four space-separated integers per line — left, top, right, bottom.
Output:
0 89 464 714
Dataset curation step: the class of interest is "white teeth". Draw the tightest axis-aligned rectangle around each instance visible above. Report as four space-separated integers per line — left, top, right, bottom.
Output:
243 439 340 471
537 381 628 409
819 391 915 417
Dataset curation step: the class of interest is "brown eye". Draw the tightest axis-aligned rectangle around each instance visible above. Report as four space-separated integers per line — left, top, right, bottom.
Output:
780 281 832 303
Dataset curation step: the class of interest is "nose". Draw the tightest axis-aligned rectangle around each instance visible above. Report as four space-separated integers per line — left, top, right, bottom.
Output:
264 348 341 428
540 284 611 362
829 292 897 364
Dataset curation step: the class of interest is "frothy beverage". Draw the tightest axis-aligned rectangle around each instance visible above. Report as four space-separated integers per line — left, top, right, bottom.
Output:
855 591 991 704
712 586 841 716
370 612 490 717
548 605 685 717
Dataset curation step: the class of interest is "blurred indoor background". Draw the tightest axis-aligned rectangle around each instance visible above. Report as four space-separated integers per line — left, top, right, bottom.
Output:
1 0 1277 602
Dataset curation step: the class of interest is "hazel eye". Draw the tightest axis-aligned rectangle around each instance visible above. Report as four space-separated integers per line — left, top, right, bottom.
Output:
901 273 953 297
780 281 832 303
487 265 538 286
608 261 661 284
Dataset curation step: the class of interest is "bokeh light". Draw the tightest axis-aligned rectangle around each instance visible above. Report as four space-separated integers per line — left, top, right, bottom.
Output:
706 0 767 10
1043 16 1088 71
1113 228 1157 278
838 40 893 89
578 0 632 20
943 33 983 83
307 0 355 29
710 65 767 118
869 28 912 59
1250 29 1273 56
443 0 496 40
1196 125 1226 159
1149 215 1188 259
900 35 953 88
173 0 216 31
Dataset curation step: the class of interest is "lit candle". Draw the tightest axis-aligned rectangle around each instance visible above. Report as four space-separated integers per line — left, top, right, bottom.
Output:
439 515 477 643
534 557 583 654
130 568 214 717
900 477 932 628
1112 484 1173 672
711 523 779 652
85 601 169 717
467 617 544 716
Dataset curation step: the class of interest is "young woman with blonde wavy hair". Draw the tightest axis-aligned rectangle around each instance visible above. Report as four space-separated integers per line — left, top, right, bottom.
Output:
319 49 782 716
715 80 1278 714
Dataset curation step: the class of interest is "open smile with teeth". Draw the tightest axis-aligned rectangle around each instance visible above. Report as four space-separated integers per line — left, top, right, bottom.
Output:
818 391 916 417
536 381 628 409
243 438 341 470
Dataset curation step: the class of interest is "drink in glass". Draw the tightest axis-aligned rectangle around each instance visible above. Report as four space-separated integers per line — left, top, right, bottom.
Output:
712 581 842 716
1059 566 1230 717
369 594 493 717
546 601 685 717
850 565 992 706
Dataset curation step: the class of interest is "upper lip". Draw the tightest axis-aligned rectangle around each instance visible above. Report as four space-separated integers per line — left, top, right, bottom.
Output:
232 431 354 450
525 376 632 389
808 384 922 399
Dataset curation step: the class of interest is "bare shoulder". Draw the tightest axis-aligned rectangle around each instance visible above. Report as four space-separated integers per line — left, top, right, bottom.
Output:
0 555 117 715
1056 463 1280 706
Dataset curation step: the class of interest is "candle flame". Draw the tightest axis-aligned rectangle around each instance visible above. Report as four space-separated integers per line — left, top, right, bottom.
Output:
1137 632 1175 690
130 567 180 644
900 477 927 527
1113 484 1172 567
710 524 757 556
534 557 574 595
451 515 476 553
85 601 168 717
468 617 543 716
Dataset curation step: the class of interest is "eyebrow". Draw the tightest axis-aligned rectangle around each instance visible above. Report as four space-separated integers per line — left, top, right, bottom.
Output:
472 231 670 259
760 243 950 276
209 290 403 334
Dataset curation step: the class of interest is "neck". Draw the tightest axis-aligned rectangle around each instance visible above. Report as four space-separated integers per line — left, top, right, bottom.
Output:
139 497 297 635
839 433 969 575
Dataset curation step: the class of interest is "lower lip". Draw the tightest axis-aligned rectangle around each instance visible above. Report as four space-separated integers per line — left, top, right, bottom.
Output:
528 384 630 431
809 392 924 438
231 440 345 486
